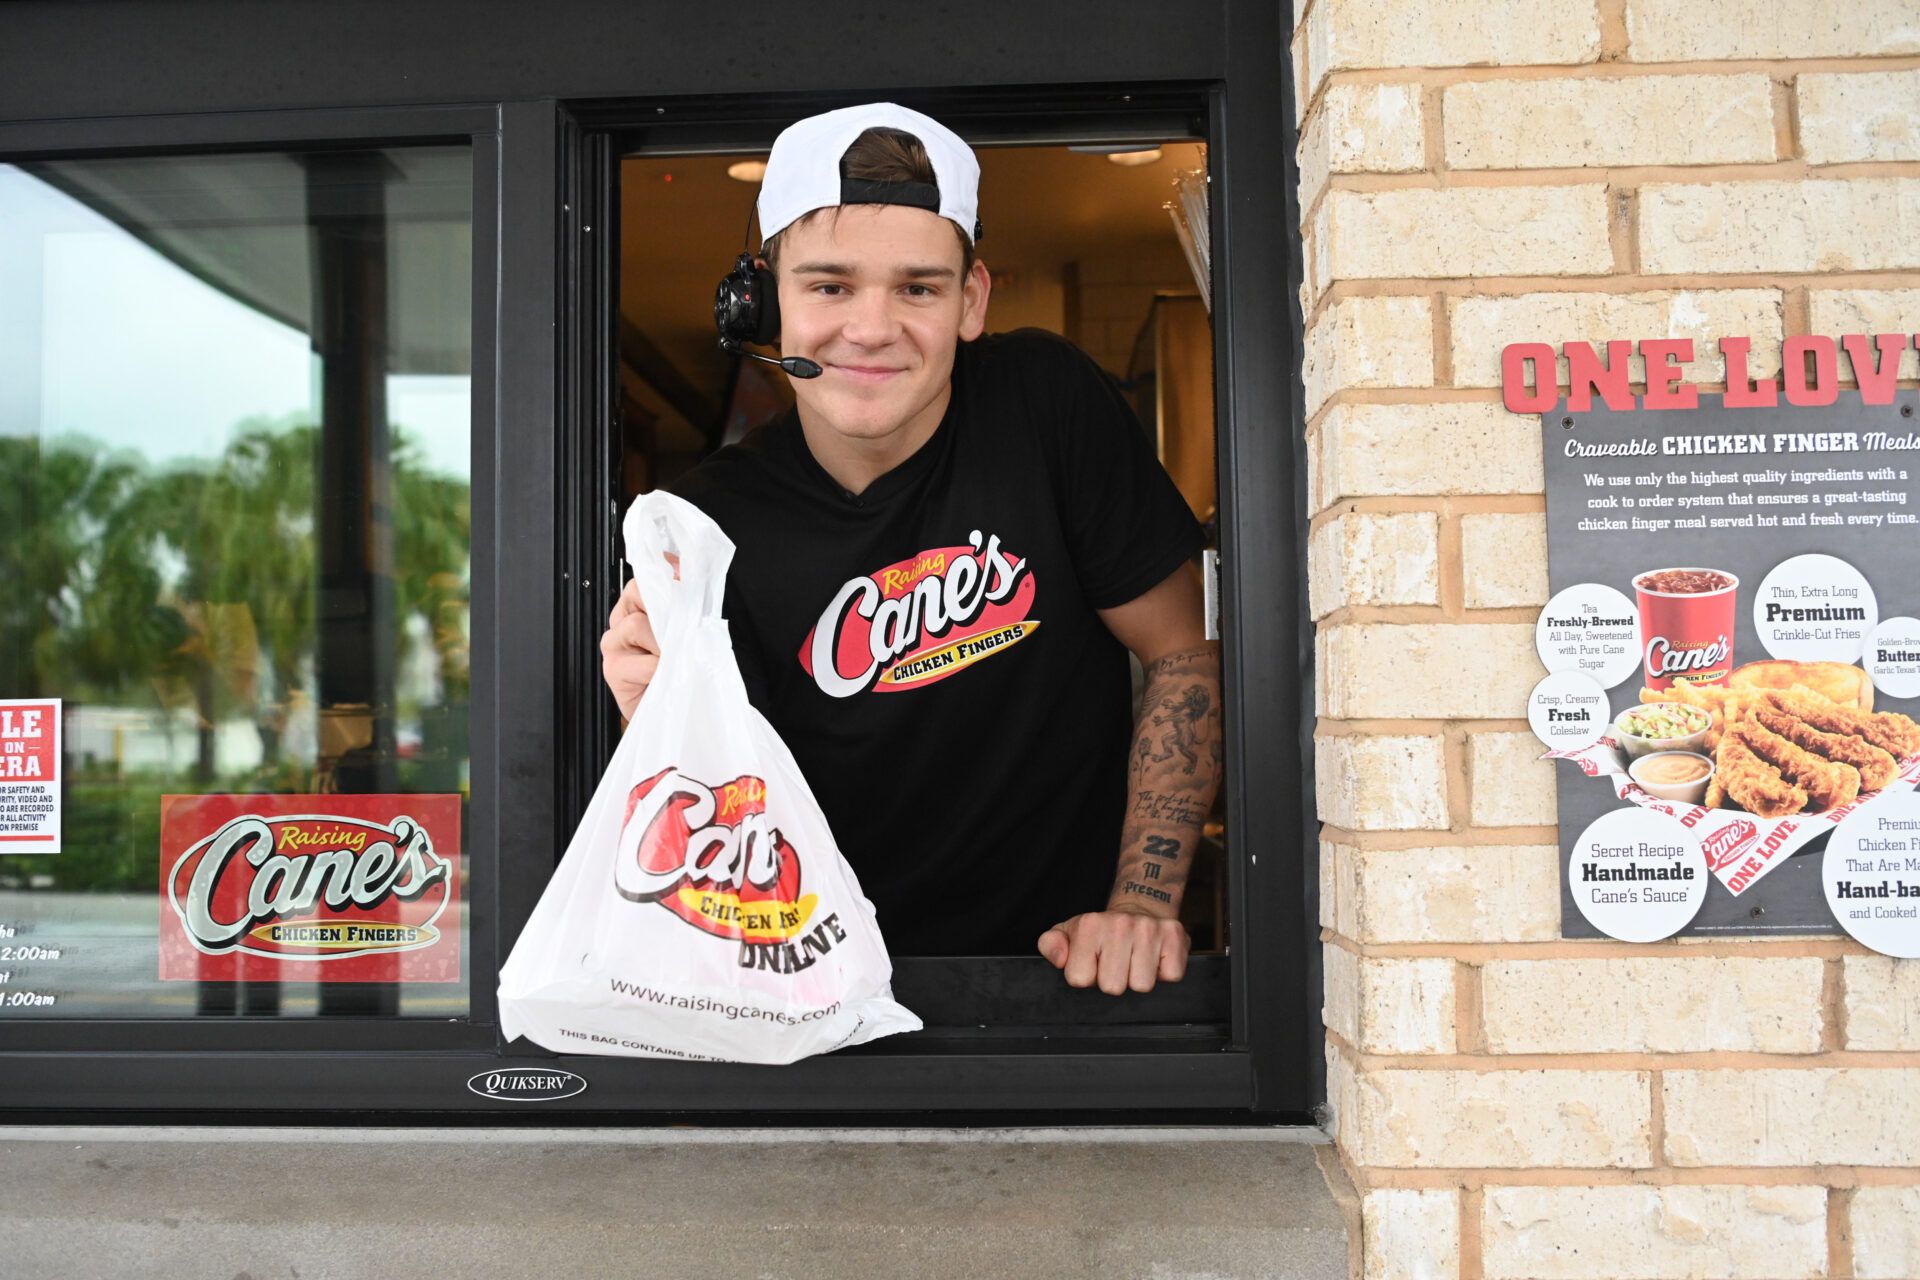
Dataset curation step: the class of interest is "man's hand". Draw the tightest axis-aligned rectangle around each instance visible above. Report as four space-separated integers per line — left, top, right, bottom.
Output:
1037 906 1190 995
600 555 678 720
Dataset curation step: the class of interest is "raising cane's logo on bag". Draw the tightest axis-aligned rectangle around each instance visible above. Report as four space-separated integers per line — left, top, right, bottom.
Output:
159 794 461 982
800 530 1039 697
615 767 821 944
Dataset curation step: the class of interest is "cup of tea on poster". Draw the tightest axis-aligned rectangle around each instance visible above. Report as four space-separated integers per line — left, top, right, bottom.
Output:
1633 567 1738 690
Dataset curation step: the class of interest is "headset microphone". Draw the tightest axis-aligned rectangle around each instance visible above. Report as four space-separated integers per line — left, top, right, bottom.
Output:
722 341 822 379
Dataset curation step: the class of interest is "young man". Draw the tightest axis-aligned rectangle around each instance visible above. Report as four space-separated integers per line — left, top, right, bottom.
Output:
602 103 1221 995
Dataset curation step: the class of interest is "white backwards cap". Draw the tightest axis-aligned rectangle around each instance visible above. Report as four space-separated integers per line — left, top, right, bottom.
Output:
757 102 982 246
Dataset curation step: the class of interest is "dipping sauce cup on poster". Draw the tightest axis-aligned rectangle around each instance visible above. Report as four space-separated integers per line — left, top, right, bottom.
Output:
1634 567 1738 690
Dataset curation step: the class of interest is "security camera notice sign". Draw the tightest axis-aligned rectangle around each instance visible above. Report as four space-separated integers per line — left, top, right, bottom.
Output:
1523 335 1920 944
0 700 61 855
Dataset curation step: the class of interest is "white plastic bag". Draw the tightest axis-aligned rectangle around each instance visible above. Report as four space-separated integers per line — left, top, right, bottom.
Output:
498 491 921 1063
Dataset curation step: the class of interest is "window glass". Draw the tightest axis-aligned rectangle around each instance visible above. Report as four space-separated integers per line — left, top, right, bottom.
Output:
0 145 473 1018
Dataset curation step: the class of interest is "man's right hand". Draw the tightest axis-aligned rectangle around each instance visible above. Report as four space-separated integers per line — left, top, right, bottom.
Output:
600 577 661 720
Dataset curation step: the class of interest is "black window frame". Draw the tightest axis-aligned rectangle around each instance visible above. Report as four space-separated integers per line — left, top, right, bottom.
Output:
0 0 1314 1123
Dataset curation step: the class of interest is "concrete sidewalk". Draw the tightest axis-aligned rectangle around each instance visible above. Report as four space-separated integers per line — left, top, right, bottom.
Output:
0 1126 1348 1280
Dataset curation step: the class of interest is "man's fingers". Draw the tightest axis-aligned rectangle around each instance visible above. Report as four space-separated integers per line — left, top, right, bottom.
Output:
608 578 644 628
1127 924 1162 993
607 609 658 656
1050 915 1192 995
1157 925 1190 983
1036 926 1069 969
1095 923 1137 996
1062 918 1101 990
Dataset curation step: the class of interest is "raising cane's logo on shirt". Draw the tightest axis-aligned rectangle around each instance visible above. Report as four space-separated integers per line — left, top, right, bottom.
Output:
614 768 819 945
800 530 1039 697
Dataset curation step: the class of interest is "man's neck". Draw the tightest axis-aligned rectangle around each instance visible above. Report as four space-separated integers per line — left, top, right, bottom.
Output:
797 384 952 496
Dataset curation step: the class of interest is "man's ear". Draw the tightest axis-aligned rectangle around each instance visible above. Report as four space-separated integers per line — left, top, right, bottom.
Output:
958 259 991 342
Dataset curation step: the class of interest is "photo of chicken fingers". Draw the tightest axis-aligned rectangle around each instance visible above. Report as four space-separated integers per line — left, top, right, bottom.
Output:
1751 705 1898 791
1729 719 1860 811
1770 691 1919 760
1868 710 1920 759
1714 733 1809 818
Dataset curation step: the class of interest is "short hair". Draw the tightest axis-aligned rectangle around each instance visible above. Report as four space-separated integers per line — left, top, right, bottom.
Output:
761 126 975 276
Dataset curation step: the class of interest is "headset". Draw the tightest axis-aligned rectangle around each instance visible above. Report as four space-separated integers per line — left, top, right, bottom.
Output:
714 211 822 379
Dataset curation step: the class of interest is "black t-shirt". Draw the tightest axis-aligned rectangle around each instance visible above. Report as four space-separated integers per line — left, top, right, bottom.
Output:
670 329 1205 955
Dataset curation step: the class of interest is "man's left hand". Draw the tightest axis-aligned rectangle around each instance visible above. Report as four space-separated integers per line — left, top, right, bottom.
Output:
1037 907 1189 995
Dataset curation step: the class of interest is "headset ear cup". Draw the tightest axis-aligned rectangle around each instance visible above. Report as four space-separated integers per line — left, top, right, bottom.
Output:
715 253 762 347
749 263 779 345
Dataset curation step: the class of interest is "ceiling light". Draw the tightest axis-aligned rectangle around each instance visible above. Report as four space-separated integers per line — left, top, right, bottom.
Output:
727 160 769 183
1106 148 1164 167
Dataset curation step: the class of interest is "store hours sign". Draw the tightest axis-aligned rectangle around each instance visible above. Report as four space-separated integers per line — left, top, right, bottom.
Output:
1521 334 1920 951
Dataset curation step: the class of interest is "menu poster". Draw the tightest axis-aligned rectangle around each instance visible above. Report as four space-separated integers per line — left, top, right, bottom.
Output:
1534 346 1920 939
0 699 60 855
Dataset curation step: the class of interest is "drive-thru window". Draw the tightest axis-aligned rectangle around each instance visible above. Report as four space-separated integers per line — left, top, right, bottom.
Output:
0 0 1311 1121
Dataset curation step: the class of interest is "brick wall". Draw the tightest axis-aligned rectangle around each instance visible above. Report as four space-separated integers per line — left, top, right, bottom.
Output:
1292 2 1920 1276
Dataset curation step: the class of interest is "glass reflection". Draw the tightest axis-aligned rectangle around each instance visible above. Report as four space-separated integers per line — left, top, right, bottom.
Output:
0 146 472 1018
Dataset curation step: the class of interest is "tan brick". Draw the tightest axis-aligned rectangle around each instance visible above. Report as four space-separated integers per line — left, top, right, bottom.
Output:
1664 1068 1920 1166
1317 186 1613 283
1322 623 1541 719
1309 511 1441 619
1460 512 1547 609
1323 941 1359 1036
1326 841 1562 944
1325 945 1457 1054
1842 955 1920 1050
1305 0 1600 101
1853 1186 1920 1280
1313 402 1544 513
1445 75 1774 170
1299 81 1426 211
1807 289 1920 382
1303 293 1435 420
1482 1185 1826 1280
1481 957 1825 1054
1319 835 1337 931
1469 730 1557 828
1344 1067 1653 1168
1315 734 1451 831
1641 179 1920 276
1625 0 1920 61
1327 1038 1362 1154
1449 289 1784 389
1292 28 1310 128
1363 1188 1461 1280
1800 70 1920 165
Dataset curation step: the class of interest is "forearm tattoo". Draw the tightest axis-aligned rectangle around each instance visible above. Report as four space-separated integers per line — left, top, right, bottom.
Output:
1110 645 1223 915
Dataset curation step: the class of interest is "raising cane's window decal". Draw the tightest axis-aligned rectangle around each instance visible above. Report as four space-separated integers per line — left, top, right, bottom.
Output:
159 794 461 982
